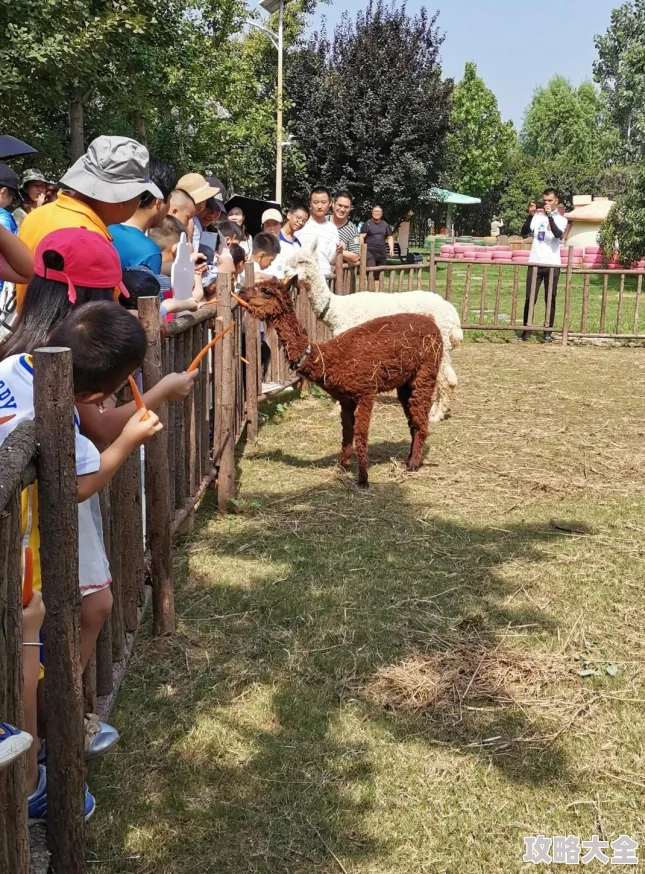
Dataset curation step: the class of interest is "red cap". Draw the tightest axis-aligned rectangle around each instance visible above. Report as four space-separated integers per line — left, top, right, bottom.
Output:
34 227 128 304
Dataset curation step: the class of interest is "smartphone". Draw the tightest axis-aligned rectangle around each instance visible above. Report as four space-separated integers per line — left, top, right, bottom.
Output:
198 231 219 264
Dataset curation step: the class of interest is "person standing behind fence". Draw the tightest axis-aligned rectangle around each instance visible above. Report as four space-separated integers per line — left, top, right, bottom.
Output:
16 136 163 311
520 201 538 237
109 158 177 273
360 204 394 292
12 169 50 228
296 186 341 282
331 190 361 266
520 188 567 343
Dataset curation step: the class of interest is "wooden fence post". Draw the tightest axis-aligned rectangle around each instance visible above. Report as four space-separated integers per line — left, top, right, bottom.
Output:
33 348 86 874
138 297 175 635
359 242 367 292
244 263 259 440
0 425 34 874
562 257 574 347
429 247 436 293
216 274 236 510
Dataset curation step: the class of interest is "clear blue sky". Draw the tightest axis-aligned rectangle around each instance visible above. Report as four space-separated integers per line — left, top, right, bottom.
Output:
308 0 613 128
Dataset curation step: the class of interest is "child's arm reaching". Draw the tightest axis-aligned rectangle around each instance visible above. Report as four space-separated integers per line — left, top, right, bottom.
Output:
78 371 198 445
77 408 162 502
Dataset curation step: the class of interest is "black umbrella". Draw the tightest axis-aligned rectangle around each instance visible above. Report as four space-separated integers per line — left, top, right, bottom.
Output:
224 194 281 238
0 135 37 159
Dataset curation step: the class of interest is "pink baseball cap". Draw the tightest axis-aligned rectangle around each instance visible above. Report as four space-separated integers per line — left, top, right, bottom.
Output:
34 227 128 303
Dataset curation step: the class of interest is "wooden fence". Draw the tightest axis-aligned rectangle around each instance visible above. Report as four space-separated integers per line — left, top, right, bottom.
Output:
342 246 645 343
0 267 287 874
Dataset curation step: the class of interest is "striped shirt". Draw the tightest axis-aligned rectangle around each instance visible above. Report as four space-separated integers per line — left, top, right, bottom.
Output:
332 219 360 255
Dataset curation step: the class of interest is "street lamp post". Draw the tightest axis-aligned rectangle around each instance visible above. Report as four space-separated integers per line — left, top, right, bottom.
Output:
258 0 292 204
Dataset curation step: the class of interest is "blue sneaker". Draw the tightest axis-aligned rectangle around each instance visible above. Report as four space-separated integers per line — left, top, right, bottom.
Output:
28 765 96 823
0 723 32 771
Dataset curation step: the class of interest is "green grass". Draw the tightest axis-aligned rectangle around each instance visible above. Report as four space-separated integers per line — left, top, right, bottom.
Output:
88 345 645 873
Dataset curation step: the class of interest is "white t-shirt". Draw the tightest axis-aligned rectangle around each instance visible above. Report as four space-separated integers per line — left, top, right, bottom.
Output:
529 212 567 267
0 353 100 476
296 218 339 277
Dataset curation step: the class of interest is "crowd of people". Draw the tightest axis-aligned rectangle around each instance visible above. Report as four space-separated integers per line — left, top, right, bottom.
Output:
0 133 401 823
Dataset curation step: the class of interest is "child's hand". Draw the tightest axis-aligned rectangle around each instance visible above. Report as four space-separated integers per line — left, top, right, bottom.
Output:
121 408 163 448
159 370 199 401
22 590 45 638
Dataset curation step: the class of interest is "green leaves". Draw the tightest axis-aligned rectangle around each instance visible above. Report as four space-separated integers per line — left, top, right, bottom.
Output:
446 61 516 200
594 0 645 162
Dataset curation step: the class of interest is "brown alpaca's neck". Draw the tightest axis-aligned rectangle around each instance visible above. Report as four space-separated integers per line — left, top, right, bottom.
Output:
270 310 324 380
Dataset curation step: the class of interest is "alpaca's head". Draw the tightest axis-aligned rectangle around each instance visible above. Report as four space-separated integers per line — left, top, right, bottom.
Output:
234 277 297 324
283 242 321 285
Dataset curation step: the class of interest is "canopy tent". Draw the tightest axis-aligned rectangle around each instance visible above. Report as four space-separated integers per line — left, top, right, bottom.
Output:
428 187 481 237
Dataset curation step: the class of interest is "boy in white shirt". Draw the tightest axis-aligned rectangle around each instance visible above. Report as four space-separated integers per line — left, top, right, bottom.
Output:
295 187 342 280
521 188 568 342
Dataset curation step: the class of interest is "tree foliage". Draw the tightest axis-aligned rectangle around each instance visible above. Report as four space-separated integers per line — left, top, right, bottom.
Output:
599 165 645 264
285 0 452 222
521 77 615 166
446 62 515 199
594 0 645 161
0 0 323 197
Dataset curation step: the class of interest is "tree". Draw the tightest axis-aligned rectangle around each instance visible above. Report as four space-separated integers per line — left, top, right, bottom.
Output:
286 0 452 222
521 77 616 170
497 152 546 235
599 166 645 264
594 0 645 161
446 62 516 199
0 0 324 197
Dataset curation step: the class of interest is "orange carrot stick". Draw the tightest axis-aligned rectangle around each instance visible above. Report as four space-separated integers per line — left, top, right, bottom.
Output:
22 546 34 608
0 414 16 425
231 292 249 309
187 322 235 373
128 375 150 421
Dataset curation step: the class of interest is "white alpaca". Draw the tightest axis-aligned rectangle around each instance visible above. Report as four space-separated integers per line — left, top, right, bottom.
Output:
284 247 463 422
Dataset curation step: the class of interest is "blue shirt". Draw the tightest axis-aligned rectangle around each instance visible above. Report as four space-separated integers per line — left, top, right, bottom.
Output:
0 208 18 235
108 224 162 274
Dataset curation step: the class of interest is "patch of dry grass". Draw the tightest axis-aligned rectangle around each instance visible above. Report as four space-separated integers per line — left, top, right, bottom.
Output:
87 344 645 874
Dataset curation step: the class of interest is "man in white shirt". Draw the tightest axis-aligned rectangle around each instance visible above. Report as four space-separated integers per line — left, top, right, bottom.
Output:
521 188 568 342
295 186 341 280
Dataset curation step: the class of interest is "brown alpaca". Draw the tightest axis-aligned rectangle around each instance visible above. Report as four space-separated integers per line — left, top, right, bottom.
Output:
236 279 443 487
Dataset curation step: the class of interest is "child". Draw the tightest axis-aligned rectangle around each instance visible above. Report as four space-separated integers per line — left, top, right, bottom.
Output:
230 243 246 286
120 266 198 319
0 226 37 773
1 228 198 447
250 232 280 279
0 300 161 820
215 220 243 249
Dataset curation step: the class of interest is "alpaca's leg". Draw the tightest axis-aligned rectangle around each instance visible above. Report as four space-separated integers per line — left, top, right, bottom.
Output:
429 351 456 424
397 384 413 435
406 366 437 471
339 401 356 468
353 394 375 487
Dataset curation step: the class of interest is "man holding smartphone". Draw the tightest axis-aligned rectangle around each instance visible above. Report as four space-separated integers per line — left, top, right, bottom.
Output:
521 188 567 342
